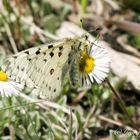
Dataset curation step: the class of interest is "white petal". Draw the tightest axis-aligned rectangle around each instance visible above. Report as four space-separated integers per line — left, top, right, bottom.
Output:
0 85 4 96
87 45 110 84
85 75 91 86
92 73 102 83
93 70 105 81
88 74 94 83
0 80 23 97
95 58 110 64
94 66 109 73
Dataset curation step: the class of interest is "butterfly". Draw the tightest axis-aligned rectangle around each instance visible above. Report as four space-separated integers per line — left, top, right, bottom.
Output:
2 35 110 100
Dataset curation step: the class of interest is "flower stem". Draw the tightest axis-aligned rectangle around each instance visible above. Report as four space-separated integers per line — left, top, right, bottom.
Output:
106 78 139 131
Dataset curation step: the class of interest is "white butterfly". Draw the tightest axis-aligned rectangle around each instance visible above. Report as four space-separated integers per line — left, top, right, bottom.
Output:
2 35 110 100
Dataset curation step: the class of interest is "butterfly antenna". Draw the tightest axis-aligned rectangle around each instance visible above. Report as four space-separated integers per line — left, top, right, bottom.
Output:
80 19 102 44
88 28 101 34
89 28 102 44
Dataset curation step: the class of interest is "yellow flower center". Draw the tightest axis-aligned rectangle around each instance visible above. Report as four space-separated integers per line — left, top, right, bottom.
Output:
79 52 94 74
0 70 8 81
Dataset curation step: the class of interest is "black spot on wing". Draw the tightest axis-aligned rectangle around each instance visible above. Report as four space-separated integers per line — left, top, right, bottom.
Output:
49 86 51 90
48 45 53 49
68 53 70 57
59 46 63 50
28 58 32 61
24 51 29 55
58 52 62 57
43 59 47 62
54 88 56 92
49 52 54 57
21 68 24 71
50 68 54 75
13 56 17 59
43 52 46 55
71 46 74 50
35 49 41 55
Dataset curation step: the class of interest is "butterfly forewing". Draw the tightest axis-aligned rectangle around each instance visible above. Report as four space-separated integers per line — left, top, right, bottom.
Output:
2 38 77 99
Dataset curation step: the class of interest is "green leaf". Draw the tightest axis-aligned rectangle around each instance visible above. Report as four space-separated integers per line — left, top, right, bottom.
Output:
76 111 83 132
126 106 135 117
110 130 120 140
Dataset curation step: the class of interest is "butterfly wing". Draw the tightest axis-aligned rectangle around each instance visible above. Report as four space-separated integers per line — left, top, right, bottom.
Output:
2 38 74 99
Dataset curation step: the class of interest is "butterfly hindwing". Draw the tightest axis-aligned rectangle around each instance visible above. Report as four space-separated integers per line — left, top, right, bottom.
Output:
30 46 72 99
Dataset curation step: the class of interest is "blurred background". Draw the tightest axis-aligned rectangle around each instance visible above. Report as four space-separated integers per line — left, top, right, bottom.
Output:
0 0 140 140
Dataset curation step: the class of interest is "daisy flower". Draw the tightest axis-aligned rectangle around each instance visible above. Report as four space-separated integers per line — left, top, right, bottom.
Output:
79 43 110 87
0 70 23 97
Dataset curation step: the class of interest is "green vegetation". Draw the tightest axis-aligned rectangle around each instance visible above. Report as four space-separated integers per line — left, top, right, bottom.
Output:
0 0 139 140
